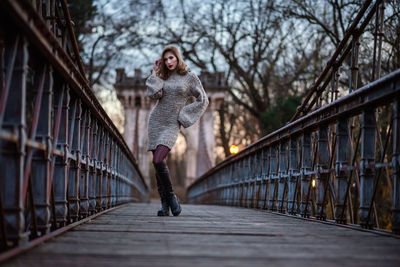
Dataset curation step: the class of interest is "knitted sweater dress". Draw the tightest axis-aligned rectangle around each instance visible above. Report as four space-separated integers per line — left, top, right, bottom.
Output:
146 71 209 151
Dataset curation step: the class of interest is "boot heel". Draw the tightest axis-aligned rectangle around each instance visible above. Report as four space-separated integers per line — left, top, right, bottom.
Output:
169 194 182 216
172 208 181 216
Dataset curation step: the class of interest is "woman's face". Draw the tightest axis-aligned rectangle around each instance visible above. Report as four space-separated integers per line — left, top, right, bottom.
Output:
163 51 178 71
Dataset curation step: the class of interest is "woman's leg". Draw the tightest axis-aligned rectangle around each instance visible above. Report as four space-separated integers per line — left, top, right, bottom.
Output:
152 145 172 200
152 145 171 216
152 145 181 216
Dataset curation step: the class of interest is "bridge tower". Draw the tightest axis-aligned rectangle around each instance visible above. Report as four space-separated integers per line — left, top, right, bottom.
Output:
115 69 226 187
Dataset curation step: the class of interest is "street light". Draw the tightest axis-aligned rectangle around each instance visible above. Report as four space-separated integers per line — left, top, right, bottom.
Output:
312 178 316 188
229 145 239 154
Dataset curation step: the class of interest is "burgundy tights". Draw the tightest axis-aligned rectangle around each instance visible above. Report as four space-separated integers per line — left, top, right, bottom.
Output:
152 145 170 164
152 145 172 193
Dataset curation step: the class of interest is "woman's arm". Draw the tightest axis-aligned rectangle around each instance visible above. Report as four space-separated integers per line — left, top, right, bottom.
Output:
178 73 209 128
146 58 163 99
146 75 164 99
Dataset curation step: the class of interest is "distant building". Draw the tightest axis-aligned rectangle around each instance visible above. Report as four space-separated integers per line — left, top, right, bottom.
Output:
114 68 226 187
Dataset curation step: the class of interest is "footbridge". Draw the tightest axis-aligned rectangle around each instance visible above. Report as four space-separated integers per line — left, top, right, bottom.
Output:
1 0 400 266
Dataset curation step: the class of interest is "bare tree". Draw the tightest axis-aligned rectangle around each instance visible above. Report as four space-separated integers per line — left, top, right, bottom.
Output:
285 0 400 85
383 0 400 71
82 0 399 157
137 0 325 150
79 1 145 87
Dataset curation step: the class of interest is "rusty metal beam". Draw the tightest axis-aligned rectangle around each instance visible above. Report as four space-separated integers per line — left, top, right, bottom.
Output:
59 0 87 81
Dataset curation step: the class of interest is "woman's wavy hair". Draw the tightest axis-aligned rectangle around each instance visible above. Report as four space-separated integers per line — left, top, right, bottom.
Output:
156 46 189 80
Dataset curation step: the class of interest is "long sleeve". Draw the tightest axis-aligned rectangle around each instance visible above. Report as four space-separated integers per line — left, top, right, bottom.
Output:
146 75 164 99
178 73 209 128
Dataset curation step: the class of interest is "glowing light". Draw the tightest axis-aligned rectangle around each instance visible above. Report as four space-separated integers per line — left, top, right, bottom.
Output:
312 179 316 188
229 145 239 154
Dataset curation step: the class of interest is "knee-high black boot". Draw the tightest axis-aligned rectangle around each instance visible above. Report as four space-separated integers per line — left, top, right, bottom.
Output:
154 161 182 216
155 173 169 216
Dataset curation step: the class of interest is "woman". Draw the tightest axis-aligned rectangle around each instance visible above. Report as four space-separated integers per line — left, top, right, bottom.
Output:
146 46 209 216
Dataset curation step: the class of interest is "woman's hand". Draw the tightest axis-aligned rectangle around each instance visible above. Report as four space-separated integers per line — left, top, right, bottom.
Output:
152 58 162 75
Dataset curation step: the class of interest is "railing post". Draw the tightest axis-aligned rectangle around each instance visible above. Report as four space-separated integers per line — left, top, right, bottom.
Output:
301 133 312 217
217 169 222 205
316 125 329 220
227 164 233 206
53 85 69 227
115 146 121 205
88 119 97 214
255 150 263 208
118 150 124 204
229 162 234 206
360 109 376 228
218 170 223 205
261 147 269 209
244 156 249 207
250 153 256 208
335 118 350 223
288 137 299 215
0 35 5 249
1 35 28 245
68 98 81 221
221 169 225 205
244 156 251 207
392 98 400 233
246 156 252 207
234 161 239 206
79 110 90 218
119 148 124 204
239 159 244 207
223 167 228 205
111 139 116 207
269 145 278 211
251 153 258 208
31 64 52 234
278 141 288 213
96 126 104 211
211 174 215 204
103 132 110 209
221 166 226 205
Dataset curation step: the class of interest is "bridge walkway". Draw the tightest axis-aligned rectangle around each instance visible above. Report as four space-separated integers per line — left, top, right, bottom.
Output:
3 203 400 267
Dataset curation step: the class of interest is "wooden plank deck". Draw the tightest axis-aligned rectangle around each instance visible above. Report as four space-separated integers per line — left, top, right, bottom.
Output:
3 202 400 267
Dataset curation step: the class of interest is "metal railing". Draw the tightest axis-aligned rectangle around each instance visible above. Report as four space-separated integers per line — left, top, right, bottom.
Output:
187 0 400 234
0 0 148 253
188 71 400 231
